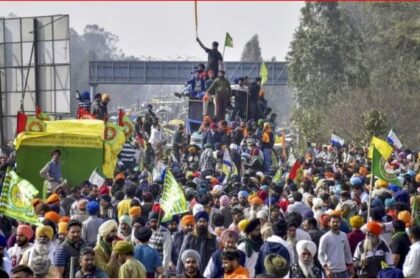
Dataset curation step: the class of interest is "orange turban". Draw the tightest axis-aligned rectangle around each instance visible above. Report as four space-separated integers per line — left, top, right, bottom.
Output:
115 172 125 181
32 198 42 208
44 211 61 223
248 194 263 206
415 173 420 183
46 193 60 204
366 221 382 236
397 211 412 227
359 166 368 177
59 216 70 223
58 222 68 235
129 206 141 217
181 215 195 226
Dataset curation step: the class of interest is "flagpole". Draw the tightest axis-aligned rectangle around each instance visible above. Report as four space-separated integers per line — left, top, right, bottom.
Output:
367 149 375 221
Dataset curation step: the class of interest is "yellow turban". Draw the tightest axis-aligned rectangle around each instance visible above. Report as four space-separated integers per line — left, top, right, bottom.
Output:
129 206 141 217
375 179 389 189
58 222 68 235
46 193 60 204
349 215 365 229
238 219 250 232
398 211 412 227
113 240 134 255
36 225 54 240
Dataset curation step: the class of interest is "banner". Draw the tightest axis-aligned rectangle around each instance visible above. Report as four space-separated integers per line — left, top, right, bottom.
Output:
0 169 41 226
160 170 188 222
89 169 105 186
103 122 126 178
260 61 268 85
224 32 233 48
222 147 238 184
372 147 401 186
273 167 282 184
25 117 46 132
369 136 393 160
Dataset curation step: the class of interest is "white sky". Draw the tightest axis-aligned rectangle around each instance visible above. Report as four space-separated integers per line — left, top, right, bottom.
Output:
0 1 303 61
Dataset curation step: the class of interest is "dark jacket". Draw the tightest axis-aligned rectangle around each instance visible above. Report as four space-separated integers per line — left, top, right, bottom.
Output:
202 130 222 148
255 240 290 275
176 271 204 278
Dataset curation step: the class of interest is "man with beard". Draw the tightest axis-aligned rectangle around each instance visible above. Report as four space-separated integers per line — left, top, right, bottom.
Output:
53 219 85 278
94 220 120 278
221 250 249 279
176 211 217 275
234 191 249 211
318 213 354 278
353 221 393 278
0 235 11 276
114 240 146 278
75 247 108 278
177 249 203 278
204 229 246 278
237 219 265 278
20 226 54 277
148 211 172 272
172 215 195 267
8 225 33 268
290 240 324 278
117 214 132 241
134 227 163 278
167 215 180 237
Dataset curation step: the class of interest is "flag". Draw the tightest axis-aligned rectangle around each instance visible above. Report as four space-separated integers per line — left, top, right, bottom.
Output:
260 61 268 85
224 32 233 48
160 170 188 222
369 136 393 160
89 169 105 186
222 147 238 183
281 128 287 159
25 116 46 132
78 108 95 119
371 147 402 186
288 159 302 180
387 129 402 149
331 133 345 147
0 169 41 226
16 111 27 134
273 168 283 184
35 106 50 121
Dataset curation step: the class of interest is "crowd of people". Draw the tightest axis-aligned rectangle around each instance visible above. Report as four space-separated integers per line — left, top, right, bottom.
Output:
0 38 419 279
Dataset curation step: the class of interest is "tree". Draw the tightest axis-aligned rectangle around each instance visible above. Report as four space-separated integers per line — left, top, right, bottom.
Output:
240 34 262 62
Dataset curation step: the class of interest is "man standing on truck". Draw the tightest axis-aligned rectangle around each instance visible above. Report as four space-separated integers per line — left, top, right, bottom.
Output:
196 37 223 75
206 70 231 121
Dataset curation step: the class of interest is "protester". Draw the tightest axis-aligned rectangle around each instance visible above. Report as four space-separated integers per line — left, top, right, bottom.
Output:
75 247 108 278
177 249 203 278
113 240 147 278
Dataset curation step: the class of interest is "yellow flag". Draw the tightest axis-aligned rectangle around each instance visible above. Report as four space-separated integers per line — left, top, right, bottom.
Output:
368 136 393 160
260 61 268 85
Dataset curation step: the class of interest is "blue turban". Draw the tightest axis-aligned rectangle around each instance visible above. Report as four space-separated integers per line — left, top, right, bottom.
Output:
371 198 384 209
238 190 249 199
194 211 209 222
385 198 396 209
377 268 404 278
87 201 100 215
302 209 314 219
388 184 401 193
395 190 409 206
350 176 363 186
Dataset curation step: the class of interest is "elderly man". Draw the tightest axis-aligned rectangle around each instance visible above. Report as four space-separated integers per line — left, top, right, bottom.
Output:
290 240 323 278
318 213 354 278
177 211 217 275
177 249 203 278
204 230 246 278
113 241 146 278
353 221 393 278
172 215 195 266
75 247 108 278
8 225 33 268
20 226 55 278
94 220 119 278
118 214 132 241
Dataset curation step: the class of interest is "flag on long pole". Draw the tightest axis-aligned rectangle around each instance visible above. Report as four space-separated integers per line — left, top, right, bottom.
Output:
371 147 401 186
160 170 188 222
0 169 41 226
224 32 233 48
194 0 198 37
260 61 268 85
222 147 238 184
387 129 402 149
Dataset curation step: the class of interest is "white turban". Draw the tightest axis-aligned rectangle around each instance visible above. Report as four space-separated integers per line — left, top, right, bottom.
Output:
98 220 118 237
296 240 317 257
192 203 204 216
181 249 201 265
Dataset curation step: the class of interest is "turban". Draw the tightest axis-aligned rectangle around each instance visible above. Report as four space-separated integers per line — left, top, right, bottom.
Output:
296 240 317 257
264 254 289 278
385 198 396 209
395 190 409 206
44 211 61 223
349 215 365 229
416 173 420 183
359 166 368 177
350 176 363 186
32 198 42 208
397 211 412 226
220 229 239 243
98 220 118 237
87 201 100 215
59 216 70 223
17 225 34 240
188 146 196 154
261 223 274 241
375 179 388 189
129 206 142 217
319 214 331 227
58 222 68 235
366 221 382 236
377 267 404 278
181 249 201 265
328 210 342 219
119 214 132 225
113 240 134 255
181 215 195 226
0 235 6 247
132 217 146 227
115 172 125 181
134 227 153 242
220 195 230 207
302 209 314 219
371 198 384 209
256 209 268 220
99 186 110 195
36 226 54 240
238 219 250 232
244 218 260 234
238 190 249 199
46 193 60 204
148 211 159 221
249 194 263 206
194 211 209 222
388 184 401 193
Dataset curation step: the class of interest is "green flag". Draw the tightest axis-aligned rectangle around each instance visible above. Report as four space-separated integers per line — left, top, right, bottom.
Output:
0 169 41 226
224 32 233 48
372 147 401 186
260 61 268 85
160 170 188 222
273 167 283 184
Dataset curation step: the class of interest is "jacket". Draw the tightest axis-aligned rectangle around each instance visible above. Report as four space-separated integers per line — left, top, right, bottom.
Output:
255 238 290 275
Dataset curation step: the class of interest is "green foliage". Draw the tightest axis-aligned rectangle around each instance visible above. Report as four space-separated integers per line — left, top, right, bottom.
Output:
240 34 262 62
363 109 387 140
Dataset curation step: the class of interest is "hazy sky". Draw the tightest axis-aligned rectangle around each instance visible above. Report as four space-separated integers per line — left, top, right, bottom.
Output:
1 1 303 61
